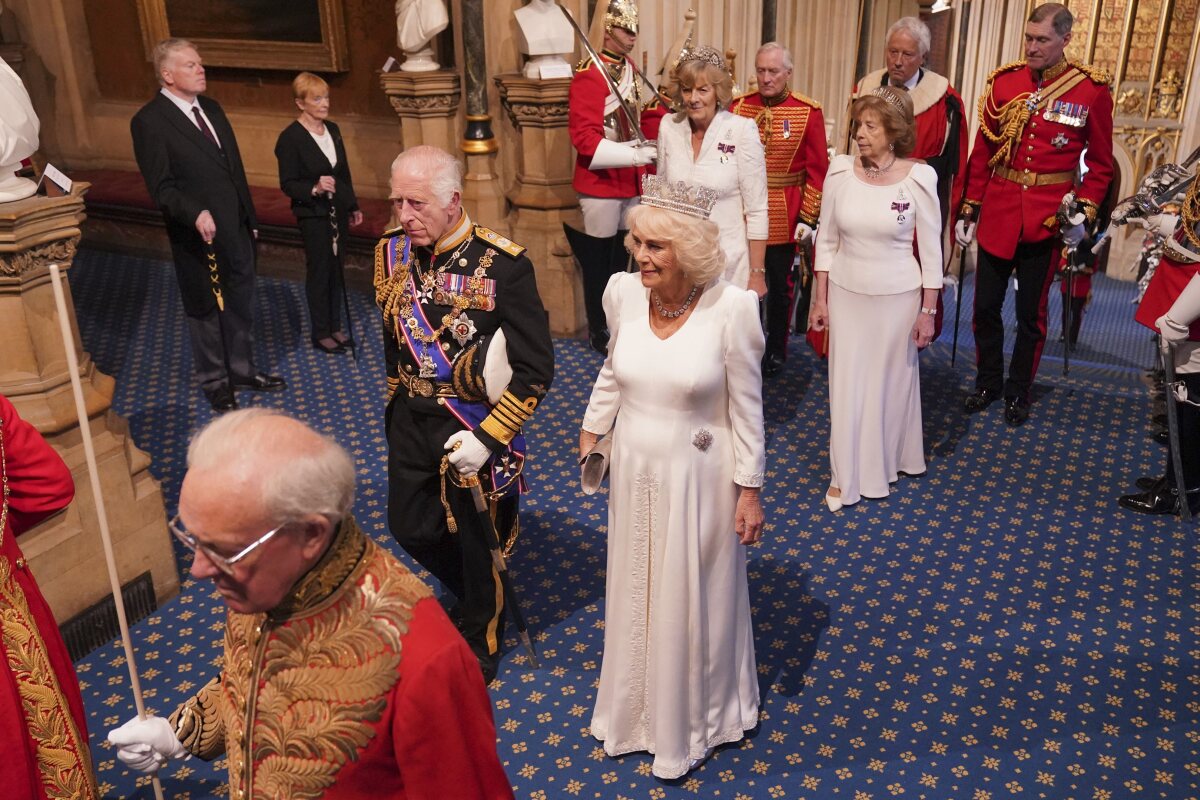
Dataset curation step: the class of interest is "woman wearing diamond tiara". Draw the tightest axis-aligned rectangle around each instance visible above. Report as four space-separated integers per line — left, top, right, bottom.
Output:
656 46 769 295
579 175 765 779
809 86 943 512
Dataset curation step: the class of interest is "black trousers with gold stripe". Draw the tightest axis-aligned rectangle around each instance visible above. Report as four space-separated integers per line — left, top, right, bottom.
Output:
386 395 514 663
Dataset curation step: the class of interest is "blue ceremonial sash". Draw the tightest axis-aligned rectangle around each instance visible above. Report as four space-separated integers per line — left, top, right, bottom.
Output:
392 237 527 497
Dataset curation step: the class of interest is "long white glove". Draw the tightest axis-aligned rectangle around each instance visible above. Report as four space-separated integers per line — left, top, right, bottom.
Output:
1143 212 1179 238
793 222 814 244
444 430 492 476
954 219 975 248
1157 274 1200 344
108 716 187 773
589 138 656 170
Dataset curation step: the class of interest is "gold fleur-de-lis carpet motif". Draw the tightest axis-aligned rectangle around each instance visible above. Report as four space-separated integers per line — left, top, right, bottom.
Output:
66 249 1196 799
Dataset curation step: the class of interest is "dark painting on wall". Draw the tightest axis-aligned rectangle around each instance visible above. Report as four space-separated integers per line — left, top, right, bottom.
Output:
163 0 323 43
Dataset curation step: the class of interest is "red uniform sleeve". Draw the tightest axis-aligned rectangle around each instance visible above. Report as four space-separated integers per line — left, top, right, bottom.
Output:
800 105 830 225
569 65 609 159
1077 84 1114 212
961 123 993 213
0 395 74 537
391 600 514 799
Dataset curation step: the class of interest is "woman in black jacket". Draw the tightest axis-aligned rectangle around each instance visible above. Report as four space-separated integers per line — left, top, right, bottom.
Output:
275 72 363 353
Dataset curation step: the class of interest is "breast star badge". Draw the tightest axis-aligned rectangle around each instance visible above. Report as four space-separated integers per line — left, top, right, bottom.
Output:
1051 132 1069 149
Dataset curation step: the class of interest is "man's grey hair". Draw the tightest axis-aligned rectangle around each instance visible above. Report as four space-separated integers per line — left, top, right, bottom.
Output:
1028 3 1073 36
152 38 197 85
391 145 463 207
886 17 931 58
756 42 793 72
187 408 356 525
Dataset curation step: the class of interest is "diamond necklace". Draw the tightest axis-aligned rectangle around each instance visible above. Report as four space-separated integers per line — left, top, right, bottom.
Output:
651 284 700 318
863 155 897 180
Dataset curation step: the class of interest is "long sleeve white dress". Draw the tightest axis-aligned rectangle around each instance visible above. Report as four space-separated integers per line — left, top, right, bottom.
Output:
813 154 943 505
582 271 765 780
656 111 769 289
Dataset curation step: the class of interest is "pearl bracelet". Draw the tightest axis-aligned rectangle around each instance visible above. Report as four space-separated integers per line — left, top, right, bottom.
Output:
920 307 938 316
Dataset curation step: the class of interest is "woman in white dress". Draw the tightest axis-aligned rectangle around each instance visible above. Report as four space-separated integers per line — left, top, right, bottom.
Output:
656 46 769 295
810 87 942 511
579 175 766 780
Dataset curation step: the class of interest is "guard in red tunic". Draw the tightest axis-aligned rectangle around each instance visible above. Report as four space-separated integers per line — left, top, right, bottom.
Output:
956 2 1113 426
732 42 828 376
1120 186 1200 516
852 16 968 229
0 394 99 800
567 0 666 353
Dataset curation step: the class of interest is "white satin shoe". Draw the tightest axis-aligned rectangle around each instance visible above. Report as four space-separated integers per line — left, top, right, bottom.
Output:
824 487 843 512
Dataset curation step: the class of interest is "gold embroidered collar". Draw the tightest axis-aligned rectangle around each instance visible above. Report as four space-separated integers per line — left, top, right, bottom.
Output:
433 211 473 256
760 89 790 108
1035 59 1070 83
269 515 367 620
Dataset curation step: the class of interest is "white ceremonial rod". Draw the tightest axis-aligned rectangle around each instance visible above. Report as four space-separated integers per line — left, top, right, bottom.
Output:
48 264 167 800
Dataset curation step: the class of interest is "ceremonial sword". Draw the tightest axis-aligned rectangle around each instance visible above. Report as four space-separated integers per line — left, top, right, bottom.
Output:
556 3 647 144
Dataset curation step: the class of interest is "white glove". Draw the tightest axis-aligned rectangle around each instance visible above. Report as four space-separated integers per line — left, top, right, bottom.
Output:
444 430 492 476
1061 221 1086 248
954 219 975 248
793 222 814 244
589 138 655 170
1143 212 1179 238
1158 274 1200 344
108 715 187 774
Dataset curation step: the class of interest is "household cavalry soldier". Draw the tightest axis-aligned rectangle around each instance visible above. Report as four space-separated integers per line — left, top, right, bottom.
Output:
567 0 667 354
375 146 554 684
956 2 1113 427
732 41 829 377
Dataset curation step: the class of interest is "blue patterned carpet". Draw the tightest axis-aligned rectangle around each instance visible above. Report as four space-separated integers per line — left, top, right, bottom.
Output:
67 249 1196 799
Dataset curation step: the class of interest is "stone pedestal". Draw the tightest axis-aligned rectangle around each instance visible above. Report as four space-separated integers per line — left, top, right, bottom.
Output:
381 69 461 150
0 186 178 623
496 73 583 337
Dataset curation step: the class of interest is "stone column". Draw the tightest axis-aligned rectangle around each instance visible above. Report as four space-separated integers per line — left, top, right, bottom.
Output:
0 186 178 622
458 0 506 227
380 69 462 151
496 73 584 336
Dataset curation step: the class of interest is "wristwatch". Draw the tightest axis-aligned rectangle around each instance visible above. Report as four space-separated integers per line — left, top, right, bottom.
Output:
920 307 938 316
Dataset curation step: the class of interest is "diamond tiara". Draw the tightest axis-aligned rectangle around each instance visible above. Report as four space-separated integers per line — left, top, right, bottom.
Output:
640 175 719 220
869 86 907 110
677 45 726 71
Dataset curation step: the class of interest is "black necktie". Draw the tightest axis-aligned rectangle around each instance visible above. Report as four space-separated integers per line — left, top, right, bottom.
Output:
191 107 220 149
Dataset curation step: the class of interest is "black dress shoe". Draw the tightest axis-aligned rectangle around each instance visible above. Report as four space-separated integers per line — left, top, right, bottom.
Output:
1118 486 1200 516
963 388 999 413
1135 474 1166 491
762 352 785 377
331 331 356 348
588 329 610 355
312 337 346 354
1003 396 1030 427
232 373 287 392
1154 428 1169 446
203 385 238 413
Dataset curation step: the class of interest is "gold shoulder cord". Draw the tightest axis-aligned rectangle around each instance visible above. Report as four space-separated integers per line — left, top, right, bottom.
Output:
1183 179 1200 250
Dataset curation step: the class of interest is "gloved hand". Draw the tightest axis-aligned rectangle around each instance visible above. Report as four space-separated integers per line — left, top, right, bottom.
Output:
108 715 187 774
1061 221 1087 248
1157 274 1200 344
632 141 658 166
793 222 814 244
444 430 492 476
954 218 975 248
1142 212 1179 238
589 138 655 170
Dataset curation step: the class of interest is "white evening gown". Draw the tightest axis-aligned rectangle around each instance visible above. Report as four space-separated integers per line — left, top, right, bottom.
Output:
581 272 765 780
656 111 768 289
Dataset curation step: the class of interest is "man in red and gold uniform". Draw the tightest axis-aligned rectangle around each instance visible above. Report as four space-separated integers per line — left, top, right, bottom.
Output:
956 2 1113 426
852 16 968 230
0 394 99 800
108 409 513 799
567 0 666 353
732 42 828 376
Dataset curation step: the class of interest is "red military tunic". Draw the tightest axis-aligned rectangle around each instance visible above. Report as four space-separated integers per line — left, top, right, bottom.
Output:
730 90 828 244
569 50 666 198
853 68 968 224
1136 233 1200 339
169 516 513 800
961 59 1114 259
0 395 98 800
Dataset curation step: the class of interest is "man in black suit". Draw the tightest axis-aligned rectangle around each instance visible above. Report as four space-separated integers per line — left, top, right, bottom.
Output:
131 38 285 412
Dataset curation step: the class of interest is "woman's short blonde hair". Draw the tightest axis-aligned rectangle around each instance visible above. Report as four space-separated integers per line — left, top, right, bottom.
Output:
671 59 734 114
623 204 726 286
292 71 329 101
849 88 916 158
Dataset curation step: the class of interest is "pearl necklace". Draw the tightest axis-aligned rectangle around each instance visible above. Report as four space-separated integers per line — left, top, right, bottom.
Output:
652 285 700 319
863 155 897 180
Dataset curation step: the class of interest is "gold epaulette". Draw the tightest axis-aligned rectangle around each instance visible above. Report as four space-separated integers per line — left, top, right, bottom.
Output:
791 90 821 110
475 225 526 258
985 60 1026 86
1070 60 1111 85
575 56 594 72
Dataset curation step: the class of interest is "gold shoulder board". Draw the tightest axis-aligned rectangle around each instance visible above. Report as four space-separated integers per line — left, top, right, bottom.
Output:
791 91 822 110
475 226 526 258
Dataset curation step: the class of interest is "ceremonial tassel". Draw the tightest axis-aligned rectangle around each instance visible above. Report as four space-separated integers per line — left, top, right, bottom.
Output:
48 265 167 800
439 454 459 533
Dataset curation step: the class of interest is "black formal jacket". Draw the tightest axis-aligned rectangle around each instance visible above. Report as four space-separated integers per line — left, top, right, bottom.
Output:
274 119 359 221
131 92 257 316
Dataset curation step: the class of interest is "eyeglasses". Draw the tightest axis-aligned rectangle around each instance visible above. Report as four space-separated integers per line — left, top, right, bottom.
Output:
168 515 287 576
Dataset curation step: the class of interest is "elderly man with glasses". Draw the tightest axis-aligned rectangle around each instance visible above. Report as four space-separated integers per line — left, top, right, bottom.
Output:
108 408 513 799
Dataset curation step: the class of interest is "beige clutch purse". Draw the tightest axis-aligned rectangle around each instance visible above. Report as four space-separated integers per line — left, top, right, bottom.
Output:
579 434 613 495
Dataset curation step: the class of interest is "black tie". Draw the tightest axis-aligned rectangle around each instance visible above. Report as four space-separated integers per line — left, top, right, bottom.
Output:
191 107 220 149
